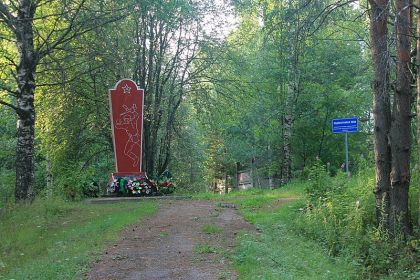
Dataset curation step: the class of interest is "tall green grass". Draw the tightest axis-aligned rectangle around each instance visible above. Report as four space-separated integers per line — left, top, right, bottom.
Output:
195 185 355 279
221 181 359 279
295 166 419 279
0 198 157 279
200 170 419 279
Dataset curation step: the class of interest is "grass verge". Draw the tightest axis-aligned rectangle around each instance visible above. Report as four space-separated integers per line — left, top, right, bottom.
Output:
0 198 157 279
199 181 360 279
234 200 358 280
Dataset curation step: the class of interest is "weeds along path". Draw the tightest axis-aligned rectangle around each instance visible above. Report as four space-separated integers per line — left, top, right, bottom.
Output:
87 200 254 280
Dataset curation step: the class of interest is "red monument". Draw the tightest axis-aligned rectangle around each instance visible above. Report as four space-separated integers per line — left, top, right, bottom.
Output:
108 79 156 195
109 79 144 176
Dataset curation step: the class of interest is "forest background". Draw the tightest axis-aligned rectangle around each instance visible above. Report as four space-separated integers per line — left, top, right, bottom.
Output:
0 0 419 278
0 0 373 202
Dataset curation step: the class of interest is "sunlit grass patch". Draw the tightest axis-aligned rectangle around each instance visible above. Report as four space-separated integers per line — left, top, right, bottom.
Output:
0 198 157 279
226 171 419 279
196 181 360 279
193 179 306 202
201 224 223 234
233 199 358 280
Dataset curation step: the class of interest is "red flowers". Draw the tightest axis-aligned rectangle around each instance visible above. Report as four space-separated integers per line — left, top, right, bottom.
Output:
159 181 174 188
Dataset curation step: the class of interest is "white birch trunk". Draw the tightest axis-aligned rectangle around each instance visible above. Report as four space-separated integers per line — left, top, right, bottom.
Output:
14 2 37 201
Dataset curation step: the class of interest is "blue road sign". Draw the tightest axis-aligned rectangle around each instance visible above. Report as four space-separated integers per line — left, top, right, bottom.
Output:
332 117 358 134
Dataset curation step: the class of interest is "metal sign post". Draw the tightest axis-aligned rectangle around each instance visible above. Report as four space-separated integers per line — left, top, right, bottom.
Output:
332 117 358 175
345 132 349 174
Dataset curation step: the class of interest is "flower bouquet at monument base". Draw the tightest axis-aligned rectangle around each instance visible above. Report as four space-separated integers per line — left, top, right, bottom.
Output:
156 170 175 195
107 174 157 196
158 180 175 194
107 170 175 196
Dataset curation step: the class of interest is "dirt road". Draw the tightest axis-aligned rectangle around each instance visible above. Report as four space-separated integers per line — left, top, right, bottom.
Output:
87 200 254 280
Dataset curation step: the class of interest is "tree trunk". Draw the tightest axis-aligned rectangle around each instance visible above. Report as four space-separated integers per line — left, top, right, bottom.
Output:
390 0 412 235
282 83 295 184
251 157 255 188
14 2 37 202
281 10 300 185
268 144 273 188
224 170 228 194
369 0 392 228
236 162 240 189
417 0 420 227
190 161 194 186
157 92 183 175
318 108 330 158
46 156 53 198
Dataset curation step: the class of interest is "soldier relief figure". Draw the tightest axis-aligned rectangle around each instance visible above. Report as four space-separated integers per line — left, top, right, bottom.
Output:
114 104 141 167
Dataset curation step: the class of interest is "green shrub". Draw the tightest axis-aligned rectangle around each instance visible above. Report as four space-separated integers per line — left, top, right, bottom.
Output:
305 159 332 202
0 168 15 208
297 167 419 278
53 165 103 200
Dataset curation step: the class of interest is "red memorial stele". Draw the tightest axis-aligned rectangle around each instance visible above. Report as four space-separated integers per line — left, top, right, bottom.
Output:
107 79 156 195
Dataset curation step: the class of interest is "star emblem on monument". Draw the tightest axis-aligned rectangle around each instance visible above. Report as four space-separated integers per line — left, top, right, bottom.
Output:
122 84 131 94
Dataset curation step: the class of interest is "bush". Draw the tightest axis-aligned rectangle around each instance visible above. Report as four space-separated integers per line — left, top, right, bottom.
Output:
296 167 419 278
53 165 102 200
305 159 332 203
0 168 15 208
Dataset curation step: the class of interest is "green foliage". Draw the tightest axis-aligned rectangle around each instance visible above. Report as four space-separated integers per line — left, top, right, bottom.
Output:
0 106 16 207
196 172 418 279
234 221 357 280
168 102 207 192
214 184 359 279
0 168 14 208
159 231 169 238
295 169 419 279
0 198 157 278
51 164 105 200
189 0 372 188
304 159 332 202
0 0 373 200
0 1 417 277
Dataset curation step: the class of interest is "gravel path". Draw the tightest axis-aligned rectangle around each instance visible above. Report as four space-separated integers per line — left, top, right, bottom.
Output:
87 200 254 280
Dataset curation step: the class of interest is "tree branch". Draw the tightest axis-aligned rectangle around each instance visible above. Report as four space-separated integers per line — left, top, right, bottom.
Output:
0 83 19 96
0 98 18 112
37 0 87 58
37 3 127 59
0 1 16 32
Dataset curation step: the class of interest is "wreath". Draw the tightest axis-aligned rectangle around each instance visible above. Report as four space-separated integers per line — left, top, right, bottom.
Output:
107 174 156 196
107 171 175 196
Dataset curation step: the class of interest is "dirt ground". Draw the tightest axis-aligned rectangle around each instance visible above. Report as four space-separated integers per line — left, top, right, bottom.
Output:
87 200 255 280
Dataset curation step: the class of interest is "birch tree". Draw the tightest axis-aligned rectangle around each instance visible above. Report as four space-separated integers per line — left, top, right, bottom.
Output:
417 0 420 227
0 0 120 202
132 0 221 177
